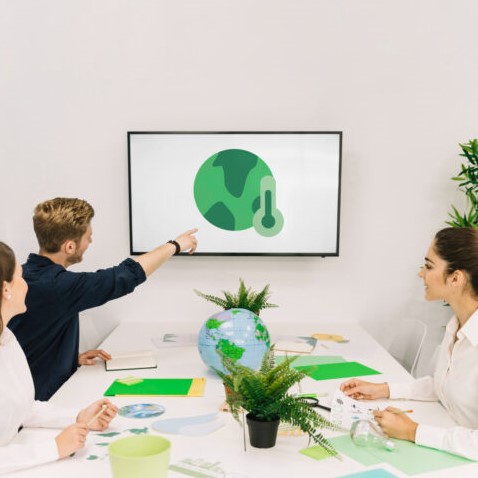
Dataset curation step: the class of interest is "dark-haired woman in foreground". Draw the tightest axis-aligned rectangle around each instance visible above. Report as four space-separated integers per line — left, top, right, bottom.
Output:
341 227 478 460
0 241 118 474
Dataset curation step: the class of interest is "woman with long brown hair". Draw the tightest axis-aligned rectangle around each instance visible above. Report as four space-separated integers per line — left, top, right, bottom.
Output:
341 227 478 460
0 241 118 474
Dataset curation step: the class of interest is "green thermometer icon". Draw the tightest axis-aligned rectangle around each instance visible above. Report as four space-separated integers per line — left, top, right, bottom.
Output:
253 175 284 237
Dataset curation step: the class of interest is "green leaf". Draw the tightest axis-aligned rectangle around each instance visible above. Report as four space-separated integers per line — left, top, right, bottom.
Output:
194 279 278 313
218 347 338 456
447 139 478 228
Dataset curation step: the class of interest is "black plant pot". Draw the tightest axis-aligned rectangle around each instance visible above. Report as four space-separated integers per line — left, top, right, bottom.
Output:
246 413 280 448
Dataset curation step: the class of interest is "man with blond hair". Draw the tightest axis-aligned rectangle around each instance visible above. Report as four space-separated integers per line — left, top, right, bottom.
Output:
8 197 198 400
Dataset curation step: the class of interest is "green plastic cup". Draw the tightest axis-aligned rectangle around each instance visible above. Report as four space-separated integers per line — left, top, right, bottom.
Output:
108 435 171 478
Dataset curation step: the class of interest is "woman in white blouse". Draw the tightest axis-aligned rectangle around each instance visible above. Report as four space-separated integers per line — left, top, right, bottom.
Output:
341 227 478 460
0 241 118 474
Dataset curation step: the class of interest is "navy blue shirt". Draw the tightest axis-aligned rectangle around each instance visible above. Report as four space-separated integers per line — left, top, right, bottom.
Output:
8 254 146 401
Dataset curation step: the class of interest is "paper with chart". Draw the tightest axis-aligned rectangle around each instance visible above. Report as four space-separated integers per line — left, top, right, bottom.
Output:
79 426 150 461
169 457 250 478
329 389 388 430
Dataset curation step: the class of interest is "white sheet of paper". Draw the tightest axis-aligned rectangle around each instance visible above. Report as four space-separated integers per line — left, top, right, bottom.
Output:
329 389 389 430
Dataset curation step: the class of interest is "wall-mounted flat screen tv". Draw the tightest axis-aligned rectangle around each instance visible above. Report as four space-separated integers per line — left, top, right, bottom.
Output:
128 131 342 256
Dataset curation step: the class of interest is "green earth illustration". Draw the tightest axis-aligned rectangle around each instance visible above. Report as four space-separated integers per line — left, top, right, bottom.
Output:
194 148 284 236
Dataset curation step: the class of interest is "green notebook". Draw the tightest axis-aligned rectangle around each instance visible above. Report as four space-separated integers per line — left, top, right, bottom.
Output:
295 361 380 381
104 378 206 397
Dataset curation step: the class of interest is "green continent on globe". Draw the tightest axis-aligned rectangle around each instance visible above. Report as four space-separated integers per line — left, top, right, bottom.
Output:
253 321 270 346
205 318 225 330
194 149 273 231
216 338 245 361
198 309 271 373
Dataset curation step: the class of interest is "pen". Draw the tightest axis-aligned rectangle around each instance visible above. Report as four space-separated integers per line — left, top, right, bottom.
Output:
87 404 108 427
391 409 413 414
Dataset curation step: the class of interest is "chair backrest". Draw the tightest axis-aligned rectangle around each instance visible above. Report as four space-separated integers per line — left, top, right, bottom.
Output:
387 319 427 377
79 314 119 352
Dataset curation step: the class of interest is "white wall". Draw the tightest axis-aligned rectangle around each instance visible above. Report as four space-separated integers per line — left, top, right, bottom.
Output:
2 1 477 360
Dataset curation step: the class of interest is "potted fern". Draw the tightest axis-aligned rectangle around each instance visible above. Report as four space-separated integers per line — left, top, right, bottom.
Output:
194 278 278 315
215 347 337 454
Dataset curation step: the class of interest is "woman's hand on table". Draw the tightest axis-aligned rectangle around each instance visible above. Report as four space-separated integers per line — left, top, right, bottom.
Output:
340 378 390 400
78 349 112 366
55 423 88 459
77 398 118 431
374 406 418 442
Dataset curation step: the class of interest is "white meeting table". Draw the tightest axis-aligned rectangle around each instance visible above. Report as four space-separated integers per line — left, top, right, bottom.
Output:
8 321 477 478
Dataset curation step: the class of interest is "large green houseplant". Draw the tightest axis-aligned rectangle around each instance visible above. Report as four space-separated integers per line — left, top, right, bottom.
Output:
215 347 337 454
447 138 478 227
194 278 278 315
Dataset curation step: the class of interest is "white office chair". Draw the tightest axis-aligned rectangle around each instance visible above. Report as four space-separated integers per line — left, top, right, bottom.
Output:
79 314 119 351
387 319 427 377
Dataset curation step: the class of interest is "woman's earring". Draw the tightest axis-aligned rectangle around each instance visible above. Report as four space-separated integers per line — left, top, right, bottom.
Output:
6 294 12 300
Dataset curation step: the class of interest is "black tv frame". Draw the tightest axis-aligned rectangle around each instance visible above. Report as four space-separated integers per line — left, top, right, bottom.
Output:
128 131 342 257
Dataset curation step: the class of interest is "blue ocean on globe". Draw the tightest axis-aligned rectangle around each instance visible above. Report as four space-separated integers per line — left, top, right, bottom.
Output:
198 308 271 373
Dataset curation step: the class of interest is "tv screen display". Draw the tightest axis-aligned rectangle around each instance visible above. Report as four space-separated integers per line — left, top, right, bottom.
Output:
128 131 342 256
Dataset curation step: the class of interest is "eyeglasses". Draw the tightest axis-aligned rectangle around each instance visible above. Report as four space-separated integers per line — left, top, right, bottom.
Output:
299 396 331 412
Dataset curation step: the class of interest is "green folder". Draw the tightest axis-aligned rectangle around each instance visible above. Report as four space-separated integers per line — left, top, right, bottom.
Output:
295 361 381 381
104 378 205 397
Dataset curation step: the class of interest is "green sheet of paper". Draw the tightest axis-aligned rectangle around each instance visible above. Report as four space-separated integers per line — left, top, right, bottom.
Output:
299 444 334 462
104 378 194 396
296 361 381 381
328 434 473 475
276 355 346 367
337 468 398 478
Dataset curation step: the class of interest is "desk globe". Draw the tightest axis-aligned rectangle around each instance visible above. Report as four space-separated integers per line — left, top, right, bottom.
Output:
198 308 271 373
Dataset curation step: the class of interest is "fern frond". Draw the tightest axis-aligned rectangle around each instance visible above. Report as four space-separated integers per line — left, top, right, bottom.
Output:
447 139 478 228
194 279 278 314
193 290 229 309
249 284 269 312
222 291 236 307
237 278 249 301
218 346 336 456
